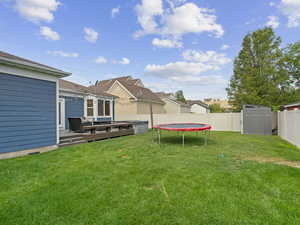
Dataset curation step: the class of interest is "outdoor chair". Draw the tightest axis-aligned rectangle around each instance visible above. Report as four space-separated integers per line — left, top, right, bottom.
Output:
68 118 92 133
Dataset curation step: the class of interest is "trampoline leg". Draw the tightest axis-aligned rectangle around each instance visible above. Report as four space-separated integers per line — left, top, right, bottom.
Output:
152 128 155 143
157 129 161 145
205 130 208 146
182 132 185 147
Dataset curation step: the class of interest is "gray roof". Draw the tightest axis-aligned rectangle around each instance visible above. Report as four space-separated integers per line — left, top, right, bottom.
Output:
0 51 70 77
94 76 164 104
283 101 300 108
156 92 190 107
186 100 209 109
60 79 116 98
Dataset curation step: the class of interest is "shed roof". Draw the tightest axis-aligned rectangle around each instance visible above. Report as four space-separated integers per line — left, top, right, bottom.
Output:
283 101 300 108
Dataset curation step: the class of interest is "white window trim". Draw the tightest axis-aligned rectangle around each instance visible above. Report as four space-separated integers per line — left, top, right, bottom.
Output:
85 97 95 119
97 98 113 118
84 96 113 120
58 98 65 130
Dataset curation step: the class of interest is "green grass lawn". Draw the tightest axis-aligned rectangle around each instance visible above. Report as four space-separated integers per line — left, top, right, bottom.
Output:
1 131 300 225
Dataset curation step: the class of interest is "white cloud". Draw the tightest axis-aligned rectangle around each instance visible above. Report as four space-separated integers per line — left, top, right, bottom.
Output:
114 57 130 65
161 3 224 38
145 61 226 85
182 50 231 66
171 75 226 85
111 6 120 18
134 0 164 37
166 0 187 8
40 26 60 40
84 27 99 43
145 81 179 92
221 44 230 50
269 2 275 6
152 38 182 48
95 56 108 64
145 49 230 85
145 61 217 78
279 0 300 27
266 16 280 29
47 50 79 58
134 0 224 39
15 0 60 23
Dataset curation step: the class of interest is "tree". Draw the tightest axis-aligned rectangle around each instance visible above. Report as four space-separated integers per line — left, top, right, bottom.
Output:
209 104 225 113
283 41 300 88
227 27 296 111
175 90 186 103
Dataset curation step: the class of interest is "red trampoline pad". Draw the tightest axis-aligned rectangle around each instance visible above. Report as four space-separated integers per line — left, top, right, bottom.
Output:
154 123 212 132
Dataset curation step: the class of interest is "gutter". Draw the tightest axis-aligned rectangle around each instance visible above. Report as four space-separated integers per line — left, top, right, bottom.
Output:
0 57 71 78
60 88 117 99
133 99 165 105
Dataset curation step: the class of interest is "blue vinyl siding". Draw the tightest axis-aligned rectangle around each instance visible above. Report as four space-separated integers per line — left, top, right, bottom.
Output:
0 73 57 154
62 96 84 129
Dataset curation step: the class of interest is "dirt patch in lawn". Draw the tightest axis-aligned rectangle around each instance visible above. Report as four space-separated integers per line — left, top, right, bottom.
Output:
243 156 300 169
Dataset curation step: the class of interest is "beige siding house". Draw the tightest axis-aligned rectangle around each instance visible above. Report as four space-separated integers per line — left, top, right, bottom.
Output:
204 98 232 111
186 100 210 114
91 76 165 115
156 92 191 114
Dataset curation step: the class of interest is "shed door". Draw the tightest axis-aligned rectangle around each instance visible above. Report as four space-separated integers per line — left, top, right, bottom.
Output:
243 107 272 135
0 73 57 154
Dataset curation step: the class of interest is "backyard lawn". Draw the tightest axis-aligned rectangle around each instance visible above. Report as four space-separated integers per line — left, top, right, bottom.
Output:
1 131 300 225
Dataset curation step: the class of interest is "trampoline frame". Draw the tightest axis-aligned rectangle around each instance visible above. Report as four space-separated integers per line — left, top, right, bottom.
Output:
153 123 212 147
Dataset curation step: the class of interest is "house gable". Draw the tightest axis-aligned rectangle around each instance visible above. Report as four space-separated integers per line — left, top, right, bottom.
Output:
108 80 137 100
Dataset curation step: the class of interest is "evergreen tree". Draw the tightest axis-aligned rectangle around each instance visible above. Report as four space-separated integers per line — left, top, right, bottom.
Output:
283 41 300 88
209 104 225 113
227 27 295 111
175 90 186 103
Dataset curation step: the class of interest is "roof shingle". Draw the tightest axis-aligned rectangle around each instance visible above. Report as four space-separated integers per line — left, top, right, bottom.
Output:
59 79 116 98
0 51 70 76
94 76 163 104
186 100 209 109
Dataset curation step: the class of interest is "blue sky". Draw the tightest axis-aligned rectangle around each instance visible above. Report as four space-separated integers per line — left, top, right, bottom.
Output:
0 0 300 100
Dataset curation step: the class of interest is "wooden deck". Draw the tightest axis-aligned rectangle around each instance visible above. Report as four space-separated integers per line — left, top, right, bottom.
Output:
59 123 134 147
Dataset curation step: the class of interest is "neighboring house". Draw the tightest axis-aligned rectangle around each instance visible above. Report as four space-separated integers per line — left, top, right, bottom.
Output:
59 79 116 130
0 51 70 155
186 100 210 114
156 92 191 114
91 76 165 115
204 98 232 111
282 101 300 111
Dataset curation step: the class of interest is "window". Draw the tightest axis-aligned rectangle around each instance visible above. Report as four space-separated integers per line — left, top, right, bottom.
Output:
87 99 94 117
98 100 104 116
105 100 111 116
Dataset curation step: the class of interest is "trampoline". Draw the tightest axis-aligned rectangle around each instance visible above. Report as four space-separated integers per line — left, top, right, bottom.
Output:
153 123 212 146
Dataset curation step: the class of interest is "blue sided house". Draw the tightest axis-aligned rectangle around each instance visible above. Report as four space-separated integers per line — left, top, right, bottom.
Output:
59 79 116 131
0 51 116 157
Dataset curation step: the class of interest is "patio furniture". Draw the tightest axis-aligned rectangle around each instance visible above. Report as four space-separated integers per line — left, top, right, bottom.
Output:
68 118 92 133
82 122 134 135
